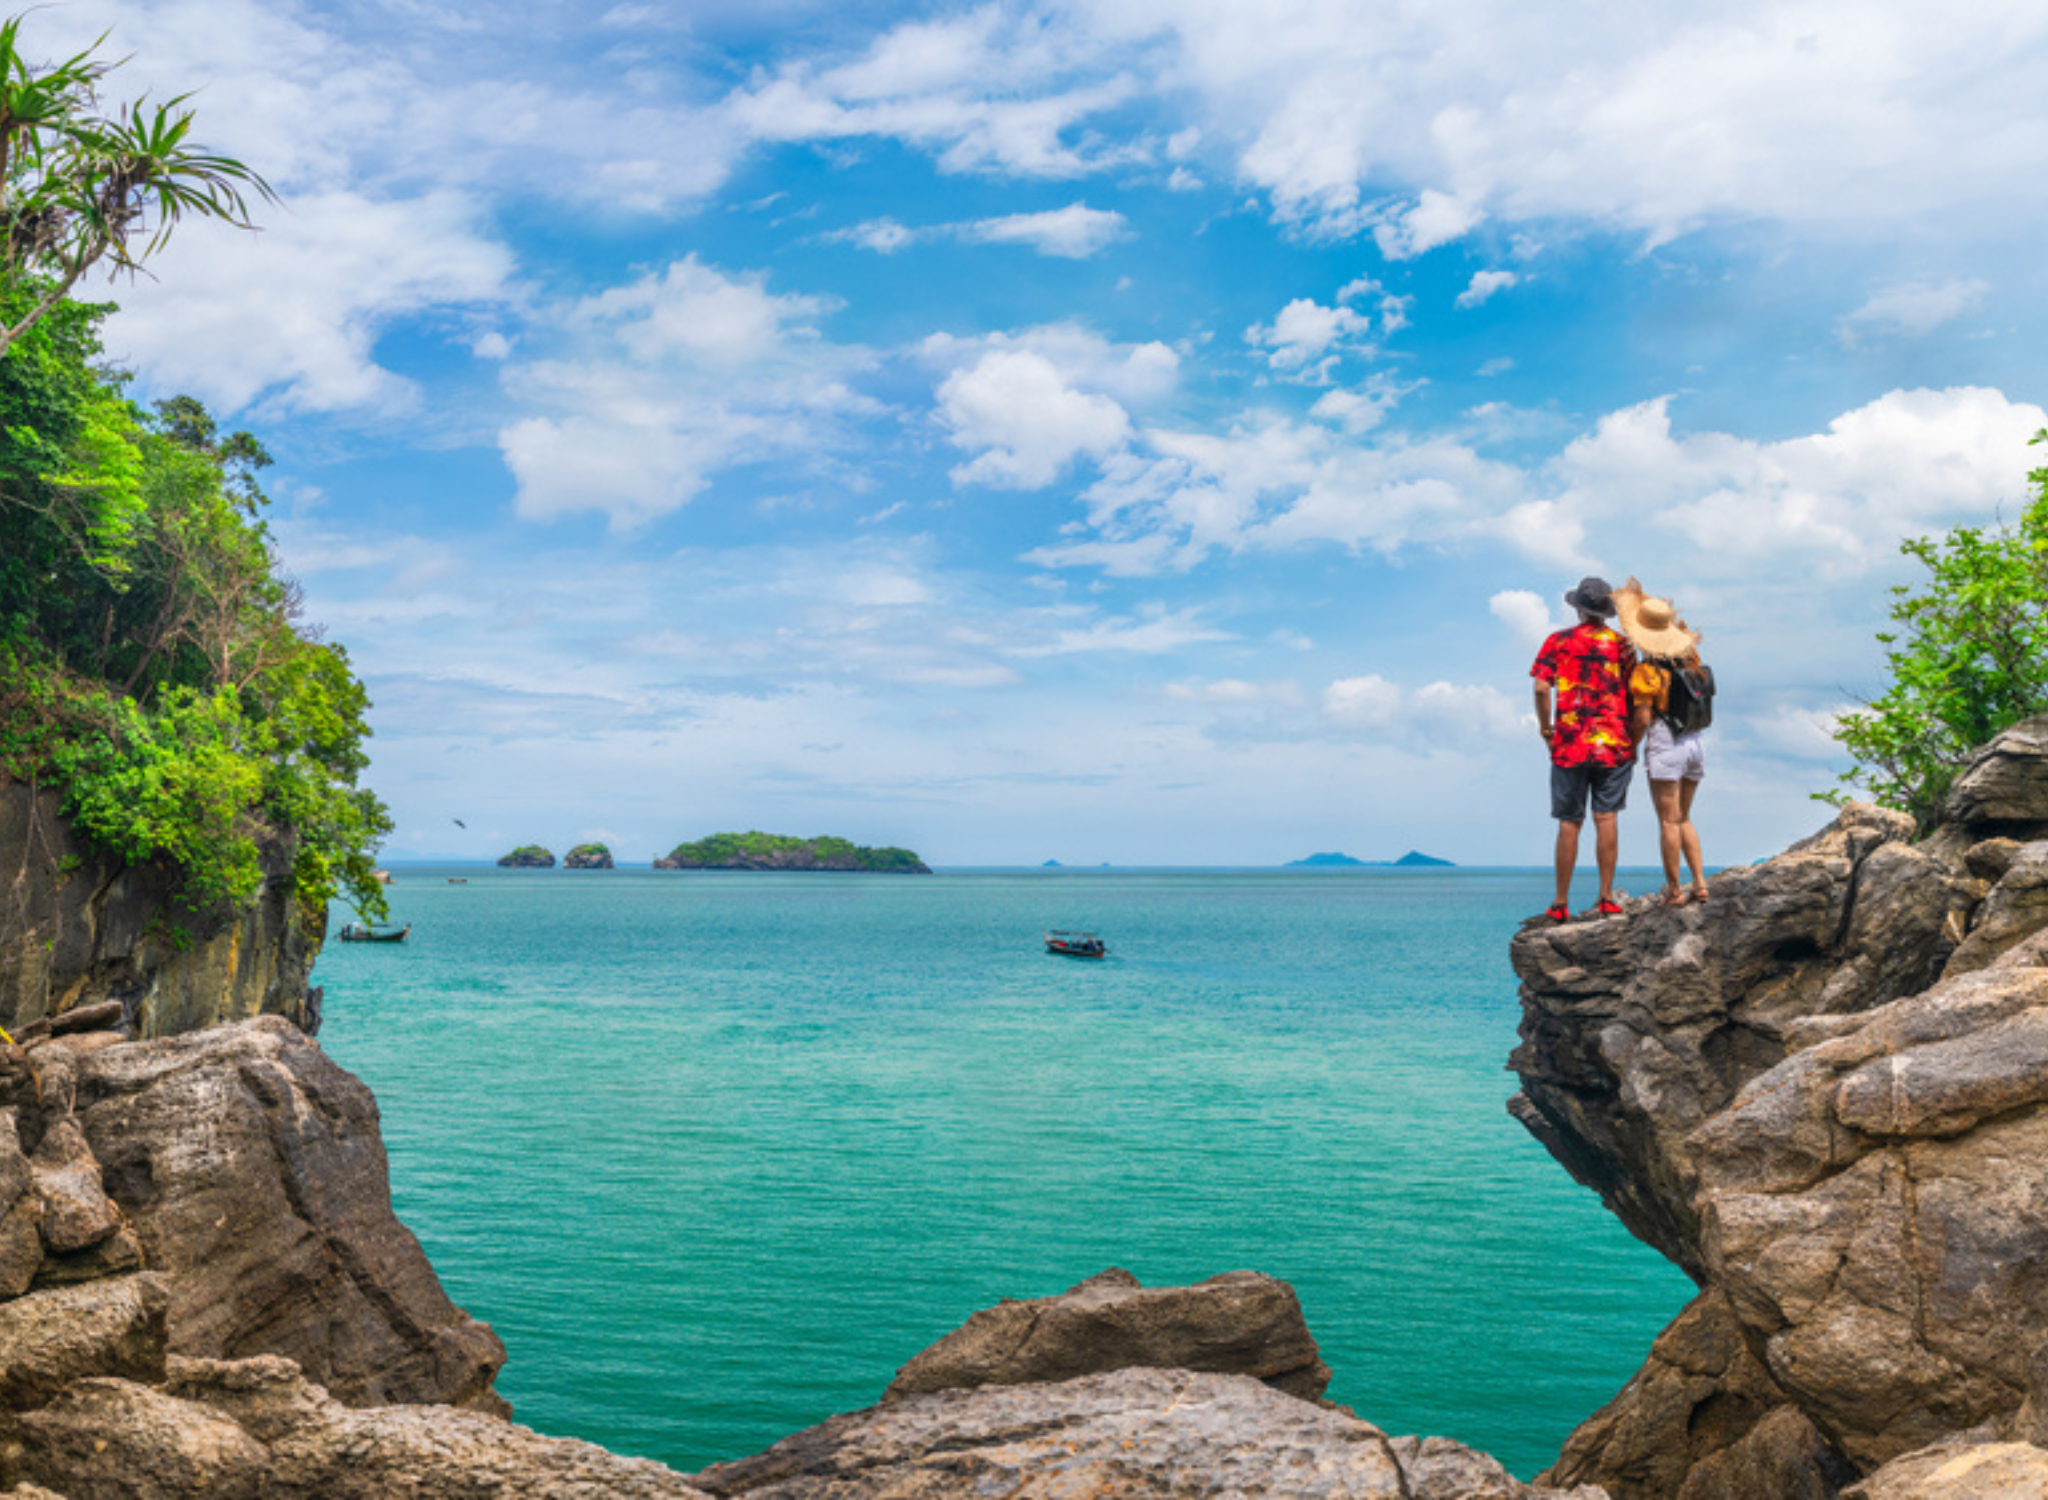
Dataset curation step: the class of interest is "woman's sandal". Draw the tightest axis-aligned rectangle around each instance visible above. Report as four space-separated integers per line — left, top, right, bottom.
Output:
1687 885 1711 904
1655 886 1686 908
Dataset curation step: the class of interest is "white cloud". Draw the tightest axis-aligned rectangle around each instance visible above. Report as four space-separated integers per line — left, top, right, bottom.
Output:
1456 270 1520 309
1374 190 1486 259
1321 675 1523 744
1166 677 1304 707
1007 604 1233 656
1547 386 2048 576
1322 674 1403 730
1839 278 1990 343
1071 1 2048 248
1489 589 1561 647
831 202 1130 257
937 350 1133 488
102 191 513 415
962 202 1131 257
1245 298 1375 378
499 257 875 526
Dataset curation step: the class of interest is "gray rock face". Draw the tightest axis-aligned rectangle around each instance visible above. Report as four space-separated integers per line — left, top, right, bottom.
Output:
696 1367 1604 1499
1510 802 1955 1277
0 778 323 1041
69 1017 507 1412
1518 718 2048 1495
884 1267 1333 1402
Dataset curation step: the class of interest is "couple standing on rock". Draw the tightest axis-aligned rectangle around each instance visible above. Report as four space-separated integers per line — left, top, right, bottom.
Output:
1530 575 1716 923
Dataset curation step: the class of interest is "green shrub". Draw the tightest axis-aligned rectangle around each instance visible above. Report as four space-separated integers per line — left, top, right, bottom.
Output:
1825 431 2048 828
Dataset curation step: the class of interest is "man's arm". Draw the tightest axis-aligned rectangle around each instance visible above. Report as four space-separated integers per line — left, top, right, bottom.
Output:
1534 682 1554 750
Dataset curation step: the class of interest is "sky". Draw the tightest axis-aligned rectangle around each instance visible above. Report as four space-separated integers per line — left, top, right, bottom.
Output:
27 1 2048 866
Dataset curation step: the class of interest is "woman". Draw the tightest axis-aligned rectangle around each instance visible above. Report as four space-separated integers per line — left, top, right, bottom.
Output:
1616 579 1713 906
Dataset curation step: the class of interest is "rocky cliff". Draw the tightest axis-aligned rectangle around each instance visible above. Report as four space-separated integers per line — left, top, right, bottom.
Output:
0 778 323 1041
1513 714 2048 1497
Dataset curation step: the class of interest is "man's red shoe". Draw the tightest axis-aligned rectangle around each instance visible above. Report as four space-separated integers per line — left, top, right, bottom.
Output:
1544 903 1569 924
1597 897 1624 916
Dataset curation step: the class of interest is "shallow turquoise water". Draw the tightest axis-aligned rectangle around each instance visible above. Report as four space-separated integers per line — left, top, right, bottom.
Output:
314 867 1693 1479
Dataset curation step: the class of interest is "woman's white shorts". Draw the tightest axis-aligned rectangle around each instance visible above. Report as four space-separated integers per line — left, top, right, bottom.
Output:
1642 719 1705 782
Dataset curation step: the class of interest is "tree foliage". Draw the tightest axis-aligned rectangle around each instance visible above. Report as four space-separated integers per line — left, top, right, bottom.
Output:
0 16 273 356
1826 432 2048 828
0 278 390 916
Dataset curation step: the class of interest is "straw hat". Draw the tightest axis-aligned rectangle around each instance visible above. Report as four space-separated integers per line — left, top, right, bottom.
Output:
1614 577 1701 659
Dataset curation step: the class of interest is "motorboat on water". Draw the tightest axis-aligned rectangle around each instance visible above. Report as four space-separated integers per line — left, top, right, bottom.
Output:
1044 928 1107 958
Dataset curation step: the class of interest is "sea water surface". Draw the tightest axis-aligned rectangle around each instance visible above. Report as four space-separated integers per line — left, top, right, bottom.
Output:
314 867 1694 1480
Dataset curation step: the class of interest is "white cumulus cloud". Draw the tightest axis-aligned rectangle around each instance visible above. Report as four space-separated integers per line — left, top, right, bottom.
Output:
1456 270 1520 309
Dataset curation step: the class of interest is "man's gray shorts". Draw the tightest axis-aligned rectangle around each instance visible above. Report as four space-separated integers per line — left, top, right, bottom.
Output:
1551 762 1631 822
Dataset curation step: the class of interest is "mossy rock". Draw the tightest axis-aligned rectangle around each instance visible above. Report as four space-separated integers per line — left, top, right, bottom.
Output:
497 846 555 869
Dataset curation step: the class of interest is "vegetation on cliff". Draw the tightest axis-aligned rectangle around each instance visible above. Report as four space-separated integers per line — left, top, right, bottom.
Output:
0 24 389 917
497 845 555 868
1828 431 2048 828
563 842 613 869
657 831 929 872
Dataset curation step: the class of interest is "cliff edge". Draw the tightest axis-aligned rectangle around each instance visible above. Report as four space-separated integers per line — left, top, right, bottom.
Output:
0 778 324 1041
1512 713 2048 1497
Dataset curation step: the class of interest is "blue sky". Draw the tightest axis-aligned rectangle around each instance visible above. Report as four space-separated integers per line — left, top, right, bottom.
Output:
34 1 2048 865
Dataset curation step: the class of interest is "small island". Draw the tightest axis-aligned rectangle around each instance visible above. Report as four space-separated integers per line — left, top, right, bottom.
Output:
1284 850 1455 868
564 843 615 870
654 832 931 873
497 845 556 868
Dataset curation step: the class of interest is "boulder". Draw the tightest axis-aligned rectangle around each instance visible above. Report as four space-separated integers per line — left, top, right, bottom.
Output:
1541 1289 1851 1499
28 1119 122 1254
695 1367 1604 1499
884 1267 1332 1402
70 1017 507 1412
8 1377 274 1498
0 1115 42 1298
2 1355 715 1499
1845 1439 2048 1499
1943 714 2048 828
0 1274 168 1409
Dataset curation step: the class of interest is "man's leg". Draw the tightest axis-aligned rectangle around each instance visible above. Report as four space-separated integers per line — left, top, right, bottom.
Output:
1594 810 1620 902
1554 819 1581 909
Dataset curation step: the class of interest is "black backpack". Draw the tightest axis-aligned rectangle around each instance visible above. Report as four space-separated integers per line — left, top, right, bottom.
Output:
1663 661 1715 734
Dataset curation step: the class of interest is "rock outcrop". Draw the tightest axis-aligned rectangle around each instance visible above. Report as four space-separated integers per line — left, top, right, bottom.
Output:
0 1018 731 1498
564 843 615 869
884 1266 1333 1402
496 846 555 868
70 1018 507 1411
696 1367 1604 1499
0 778 323 1041
1516 715 2048 1496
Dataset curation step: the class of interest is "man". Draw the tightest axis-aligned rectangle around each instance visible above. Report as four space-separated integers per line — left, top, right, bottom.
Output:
1530 576 1637 922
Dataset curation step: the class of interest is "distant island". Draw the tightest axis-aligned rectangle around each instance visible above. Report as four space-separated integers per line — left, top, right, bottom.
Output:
1042 860 1063 868
498 845 555 868
564 843 614 869
1285 850 1455 868
654 832 931 873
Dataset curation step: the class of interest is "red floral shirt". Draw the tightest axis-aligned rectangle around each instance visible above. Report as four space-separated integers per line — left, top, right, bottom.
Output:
1532 623 1637 768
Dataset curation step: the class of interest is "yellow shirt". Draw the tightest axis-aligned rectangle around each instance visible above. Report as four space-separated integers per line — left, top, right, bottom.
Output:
1629 661 1669 713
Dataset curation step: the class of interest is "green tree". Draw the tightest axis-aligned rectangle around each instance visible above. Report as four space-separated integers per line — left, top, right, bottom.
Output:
1826 431 2048 827
0 15 272 356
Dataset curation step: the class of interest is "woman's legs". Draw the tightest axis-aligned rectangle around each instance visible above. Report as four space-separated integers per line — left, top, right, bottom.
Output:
1679 776 1706 896
1649 778 1685 898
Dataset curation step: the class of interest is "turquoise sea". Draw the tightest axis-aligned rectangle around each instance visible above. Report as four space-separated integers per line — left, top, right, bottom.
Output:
314 867 1694 1480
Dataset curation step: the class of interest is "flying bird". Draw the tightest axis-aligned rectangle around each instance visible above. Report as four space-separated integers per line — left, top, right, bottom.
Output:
452 818 467 829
